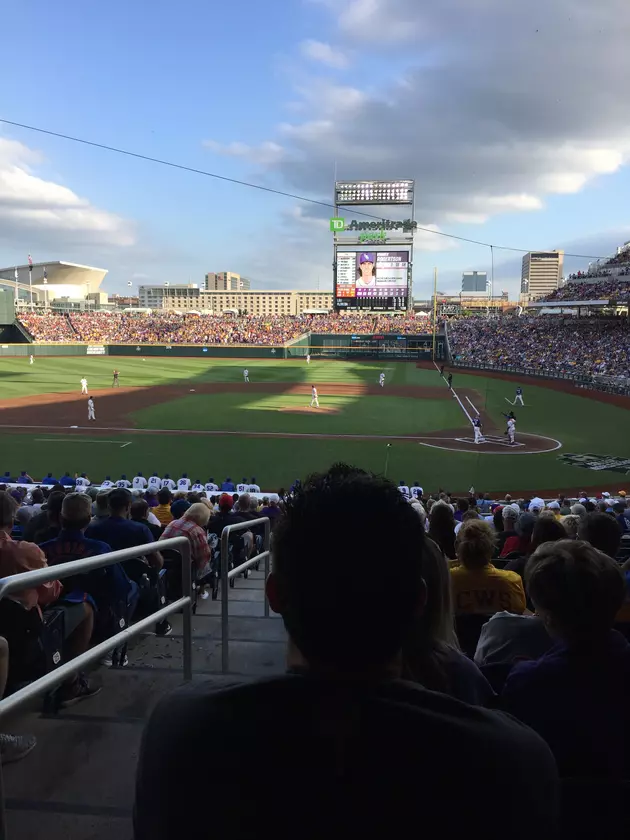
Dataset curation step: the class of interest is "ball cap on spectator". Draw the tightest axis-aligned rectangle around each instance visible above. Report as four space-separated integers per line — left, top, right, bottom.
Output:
548 501 560 510
528 496 545 511
602 492 611 498
219 493 233 509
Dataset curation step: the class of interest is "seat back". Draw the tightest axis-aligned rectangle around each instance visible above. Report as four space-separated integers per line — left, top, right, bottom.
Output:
0 598 64 687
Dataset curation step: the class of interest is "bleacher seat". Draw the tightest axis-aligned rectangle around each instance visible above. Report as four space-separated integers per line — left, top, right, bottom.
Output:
0 598 64 690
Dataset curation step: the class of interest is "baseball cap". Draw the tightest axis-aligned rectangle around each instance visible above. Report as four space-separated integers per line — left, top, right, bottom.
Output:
548 501 560 510
219 493 233 510
359 253 374 264
171 499 190 519
602 492 611 498
619 490 627 497
529 497 545 511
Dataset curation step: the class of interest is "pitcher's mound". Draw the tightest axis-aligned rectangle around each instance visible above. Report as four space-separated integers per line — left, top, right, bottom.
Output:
279 406 341 415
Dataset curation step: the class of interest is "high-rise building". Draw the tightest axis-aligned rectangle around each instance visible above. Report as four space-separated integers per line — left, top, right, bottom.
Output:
139 284 198 308
461 271 487 294
521 251 564 301
205 272 250 291
162 289 332 315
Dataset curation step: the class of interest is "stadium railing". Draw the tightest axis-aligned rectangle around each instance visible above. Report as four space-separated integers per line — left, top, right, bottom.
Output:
220 517 271 673
0 536 193 838
449 361 630 397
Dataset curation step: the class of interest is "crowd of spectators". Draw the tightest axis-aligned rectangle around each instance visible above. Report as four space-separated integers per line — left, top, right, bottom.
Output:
132 464 630 839
17 311 427 344
448 315 630 376
541 276 630 303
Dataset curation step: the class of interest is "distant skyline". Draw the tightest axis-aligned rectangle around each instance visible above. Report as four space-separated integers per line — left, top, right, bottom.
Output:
1 0 629 302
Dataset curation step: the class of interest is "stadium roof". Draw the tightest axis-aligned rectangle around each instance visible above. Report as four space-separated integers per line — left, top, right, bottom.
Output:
0 261 108 298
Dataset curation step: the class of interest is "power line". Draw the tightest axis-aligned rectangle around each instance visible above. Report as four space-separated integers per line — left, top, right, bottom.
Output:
0 117 610 260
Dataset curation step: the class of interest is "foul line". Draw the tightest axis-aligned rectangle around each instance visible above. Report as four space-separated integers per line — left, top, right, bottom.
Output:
417 432 562 456
34 438 132 446
465 395 480 415
433 361 473 424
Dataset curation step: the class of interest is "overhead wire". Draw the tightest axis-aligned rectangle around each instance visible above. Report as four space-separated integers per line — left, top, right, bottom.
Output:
0 117 610 261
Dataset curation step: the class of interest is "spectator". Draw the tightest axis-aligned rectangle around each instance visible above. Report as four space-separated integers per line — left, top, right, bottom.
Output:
153 489 174 527
427 501 456 559
134 464 558 840
403 537 493 704
91 491 111 524
559 514 581 539
0 492 99 705
25 490 65 544
260 497 281 527
501 540 630 778
131 499 162 541
500 511 535 558
570 502 587 518
170 498 190 520
613 502 630 534
578 512 623 560
160 503 212 578
497 505 519 554
451 520 526 615
506 516 567 579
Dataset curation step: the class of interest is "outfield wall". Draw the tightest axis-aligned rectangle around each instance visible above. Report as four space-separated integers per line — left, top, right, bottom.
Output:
0 343 285 358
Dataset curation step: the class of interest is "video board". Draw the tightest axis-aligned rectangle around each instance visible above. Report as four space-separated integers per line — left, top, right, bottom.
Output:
335 250 409 311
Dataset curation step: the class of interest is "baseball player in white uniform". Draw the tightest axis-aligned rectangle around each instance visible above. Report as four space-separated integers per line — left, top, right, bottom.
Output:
236 478 249 493
248 478 261 493
243 368 249 383
100 476 115 490
116 474 131 489
306 354 310 365
310 386 319 408
205 479 219 492
132 472 148 490
177 474 191 492
398 481 410 498
410 483 423 500
161 474 176 491
379 372 385 388
472 416 485 444
80 378 88 395
507 418 516 445
75 473 91 490
29 355 34 365
87 397 96 421
147 473 162 493
191 480 204 493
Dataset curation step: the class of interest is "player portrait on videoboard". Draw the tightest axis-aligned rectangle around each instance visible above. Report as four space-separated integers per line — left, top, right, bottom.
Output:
356 253 377 287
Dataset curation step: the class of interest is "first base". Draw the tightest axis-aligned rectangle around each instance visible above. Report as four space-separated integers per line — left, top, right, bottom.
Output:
70 425 78 429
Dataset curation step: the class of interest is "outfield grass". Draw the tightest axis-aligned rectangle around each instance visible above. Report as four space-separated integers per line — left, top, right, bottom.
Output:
0 356 628 493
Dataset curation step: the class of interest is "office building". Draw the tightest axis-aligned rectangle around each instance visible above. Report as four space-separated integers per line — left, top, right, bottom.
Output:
461 271 487 294
162 289 332 316
521 251 564 301
205 272 250 291
138 284 199 309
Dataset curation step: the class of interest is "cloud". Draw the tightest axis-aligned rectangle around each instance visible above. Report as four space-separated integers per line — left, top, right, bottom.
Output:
202 139 286 166
219 0 630 238
0 137 135 247
299 39 349 69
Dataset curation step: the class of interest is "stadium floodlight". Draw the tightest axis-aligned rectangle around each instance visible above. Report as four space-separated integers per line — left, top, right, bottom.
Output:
335 180 414 206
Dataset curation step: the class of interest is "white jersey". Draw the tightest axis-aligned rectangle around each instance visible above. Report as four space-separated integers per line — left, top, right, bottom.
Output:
191 483 204 493
306 355 310 364
312 387 317 398
398 485 410 498
147 476 162 492
205 482 219 492
161 478 176 491
100 480 114 490
410 486 423 499
248 484 260 493
132 475 148 490
177 477 191 492
116 479 131 489
80 378 88 389
379 374 385 382
236 483 248 493
507 419 516 432
75 476 90 489
243 369 249 378
87 399 94 411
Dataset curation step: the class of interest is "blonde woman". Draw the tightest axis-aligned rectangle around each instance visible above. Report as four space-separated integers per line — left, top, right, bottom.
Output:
403 538 493 705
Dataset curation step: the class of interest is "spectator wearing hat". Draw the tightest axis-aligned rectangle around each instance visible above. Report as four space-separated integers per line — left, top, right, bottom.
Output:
501 540 630 778
451 520 526 616
500 512 535 559
135 464 558 840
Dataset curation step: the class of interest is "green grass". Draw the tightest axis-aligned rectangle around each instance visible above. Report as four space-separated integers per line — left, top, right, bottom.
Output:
0 355 628 493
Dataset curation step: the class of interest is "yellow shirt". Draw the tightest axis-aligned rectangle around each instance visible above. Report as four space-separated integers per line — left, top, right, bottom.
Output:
450 563 526 615
154 504 173 527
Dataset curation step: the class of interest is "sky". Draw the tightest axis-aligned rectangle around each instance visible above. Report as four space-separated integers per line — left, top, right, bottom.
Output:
1 0 629 300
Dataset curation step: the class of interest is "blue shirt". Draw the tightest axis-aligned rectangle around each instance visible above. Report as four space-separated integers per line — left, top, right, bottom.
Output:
60 476 75 486
221 481 235 492
501 630 630 778
41 476 58 485
86 516 154 552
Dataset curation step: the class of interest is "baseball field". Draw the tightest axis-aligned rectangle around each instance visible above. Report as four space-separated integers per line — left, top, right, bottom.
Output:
0 355 628 495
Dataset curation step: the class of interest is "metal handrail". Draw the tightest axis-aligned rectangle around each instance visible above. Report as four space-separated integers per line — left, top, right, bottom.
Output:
220 517 271 673
0 536 193 719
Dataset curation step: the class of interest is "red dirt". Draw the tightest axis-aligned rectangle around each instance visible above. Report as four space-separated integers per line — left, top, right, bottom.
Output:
278 406 341 415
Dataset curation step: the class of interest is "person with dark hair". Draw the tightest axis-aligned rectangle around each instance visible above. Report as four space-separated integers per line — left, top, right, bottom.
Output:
500 511 535 559
454 498 469 523
427 501 456 559
578 512 623 560
135 464 558 840
131 500 162 541
506 516 567 580
501 540 630 778
25 490 65 544
451 520 526 615
154 489 174 527
491 505 504 533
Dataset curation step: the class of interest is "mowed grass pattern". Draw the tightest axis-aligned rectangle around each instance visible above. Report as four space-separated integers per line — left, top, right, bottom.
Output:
0 355 628 493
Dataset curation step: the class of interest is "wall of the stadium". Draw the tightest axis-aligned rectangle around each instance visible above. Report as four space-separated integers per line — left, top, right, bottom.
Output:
0 344 91 356
107 344 284 359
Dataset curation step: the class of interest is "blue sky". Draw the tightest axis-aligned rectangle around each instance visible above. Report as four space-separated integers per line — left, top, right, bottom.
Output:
1 0 629 300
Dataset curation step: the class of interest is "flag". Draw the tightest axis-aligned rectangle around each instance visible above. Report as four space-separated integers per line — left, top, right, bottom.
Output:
28 254 33 271
43 267 47 281
14 267 18 282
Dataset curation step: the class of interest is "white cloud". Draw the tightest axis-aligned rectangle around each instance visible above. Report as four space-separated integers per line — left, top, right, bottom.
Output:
299 39 349 69
0 137 134 247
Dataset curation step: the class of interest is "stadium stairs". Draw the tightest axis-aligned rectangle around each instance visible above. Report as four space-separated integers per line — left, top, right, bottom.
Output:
1 569 286 840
